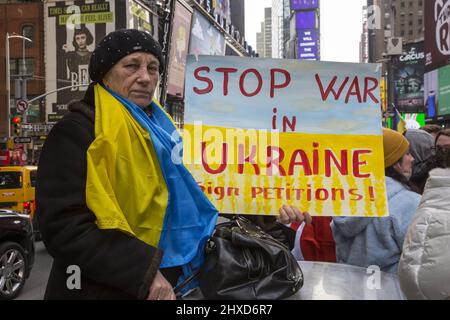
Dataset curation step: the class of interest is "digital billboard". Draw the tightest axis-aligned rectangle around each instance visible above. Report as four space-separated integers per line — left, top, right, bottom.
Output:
424 0 450 72
424 70 439 118
166 0 192 98
438 64 450 116
296 11 316 30
189 9 225 56
291 0 319 10
393 42 425 112
297 29 318 60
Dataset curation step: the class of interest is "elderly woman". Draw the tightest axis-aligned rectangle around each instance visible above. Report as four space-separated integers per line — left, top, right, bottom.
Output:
37 29 221 300
331 128 421 273
37 29 307 300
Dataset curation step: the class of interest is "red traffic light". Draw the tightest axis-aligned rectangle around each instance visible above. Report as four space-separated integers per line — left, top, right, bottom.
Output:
12 116 21 124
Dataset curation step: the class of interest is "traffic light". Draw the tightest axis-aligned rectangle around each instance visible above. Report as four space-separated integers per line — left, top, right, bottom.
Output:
12 116 21 136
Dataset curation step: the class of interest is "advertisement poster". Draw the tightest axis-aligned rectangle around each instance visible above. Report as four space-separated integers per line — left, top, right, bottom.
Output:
291 0 319 11
184 56 387 217
438 64 450 116
297 29 318 60
393 42 425 112
166 0 192 98
189 9 225 56
212 0 231 25
44 0 157 122
424 0 450 72
296 11 316 30
127 0 158 38
424 70 439 118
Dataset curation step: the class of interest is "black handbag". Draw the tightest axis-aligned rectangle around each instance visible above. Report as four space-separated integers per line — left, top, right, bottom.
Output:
175 216 303 300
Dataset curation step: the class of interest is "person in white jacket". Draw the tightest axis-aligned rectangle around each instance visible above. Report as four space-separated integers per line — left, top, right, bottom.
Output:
398 129 450 300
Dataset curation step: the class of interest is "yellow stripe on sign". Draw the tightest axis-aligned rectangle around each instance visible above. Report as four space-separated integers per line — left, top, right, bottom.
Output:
183 124 387 217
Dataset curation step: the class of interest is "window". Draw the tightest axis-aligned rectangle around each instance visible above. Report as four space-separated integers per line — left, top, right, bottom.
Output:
30 170 37 187
22 25 34 48
0 172 22 189
9 58 35 76
419 19 423 25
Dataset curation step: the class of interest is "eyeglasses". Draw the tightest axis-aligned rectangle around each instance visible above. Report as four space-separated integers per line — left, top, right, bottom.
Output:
431 145 450 152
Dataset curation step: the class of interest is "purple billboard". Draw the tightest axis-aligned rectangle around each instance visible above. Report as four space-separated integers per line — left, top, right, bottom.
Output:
291 0 319 10
296 11 316 30
297 29 318 60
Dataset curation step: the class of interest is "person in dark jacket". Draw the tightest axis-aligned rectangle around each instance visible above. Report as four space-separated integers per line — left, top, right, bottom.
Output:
37 29 221 300
37 29 308 300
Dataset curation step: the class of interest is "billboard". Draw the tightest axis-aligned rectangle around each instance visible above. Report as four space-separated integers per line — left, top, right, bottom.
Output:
184 56 387 217
297 29 318 60
44 0 158 122
424 0 450 72
296 11 316 30
424 70 439 118
189 9 225 56
393 42 425 112
166 0 193 98
213 0 231 26
291 0 319 11
128 0 158 37
438 64 450 116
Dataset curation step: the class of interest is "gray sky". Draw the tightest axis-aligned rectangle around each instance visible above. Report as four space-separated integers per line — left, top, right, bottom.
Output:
244 0 366 62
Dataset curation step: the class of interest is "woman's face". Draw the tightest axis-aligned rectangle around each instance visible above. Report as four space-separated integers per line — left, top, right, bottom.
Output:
75 34 87 50
394 153 415 180
102 52 160 108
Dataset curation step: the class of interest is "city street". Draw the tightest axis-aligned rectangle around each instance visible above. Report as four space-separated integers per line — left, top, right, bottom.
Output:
15 241 52 300
0 0 449 303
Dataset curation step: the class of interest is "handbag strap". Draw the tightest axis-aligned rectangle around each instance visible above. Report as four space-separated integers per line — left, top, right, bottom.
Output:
173 268 201 296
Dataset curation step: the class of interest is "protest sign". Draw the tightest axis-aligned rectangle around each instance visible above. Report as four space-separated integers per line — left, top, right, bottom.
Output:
184 56 387 217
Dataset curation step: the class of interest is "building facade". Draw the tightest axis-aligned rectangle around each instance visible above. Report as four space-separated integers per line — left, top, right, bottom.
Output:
367 0 424 64
256 22 265 57
0 1 45 138
264 7 272 58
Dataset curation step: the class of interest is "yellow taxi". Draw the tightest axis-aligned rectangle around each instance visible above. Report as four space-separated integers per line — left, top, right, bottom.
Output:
0 166 37 218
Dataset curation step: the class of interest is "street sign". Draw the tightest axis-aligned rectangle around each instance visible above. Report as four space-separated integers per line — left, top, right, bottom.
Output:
21 123 54 132
13 137 32 144
16 99 29 113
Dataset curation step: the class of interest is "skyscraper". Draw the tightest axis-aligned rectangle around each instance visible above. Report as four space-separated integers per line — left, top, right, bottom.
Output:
271 0 291 59
264 7 272 58
256 22 265 57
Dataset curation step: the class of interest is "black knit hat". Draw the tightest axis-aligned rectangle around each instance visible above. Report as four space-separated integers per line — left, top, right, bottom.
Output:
89 29 165 82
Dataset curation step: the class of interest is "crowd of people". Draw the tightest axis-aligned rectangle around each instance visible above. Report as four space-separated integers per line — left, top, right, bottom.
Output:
330 125 450 299
35 29 450 300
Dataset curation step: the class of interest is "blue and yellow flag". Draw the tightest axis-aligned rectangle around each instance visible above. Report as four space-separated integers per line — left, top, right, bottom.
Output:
86 84 218 279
